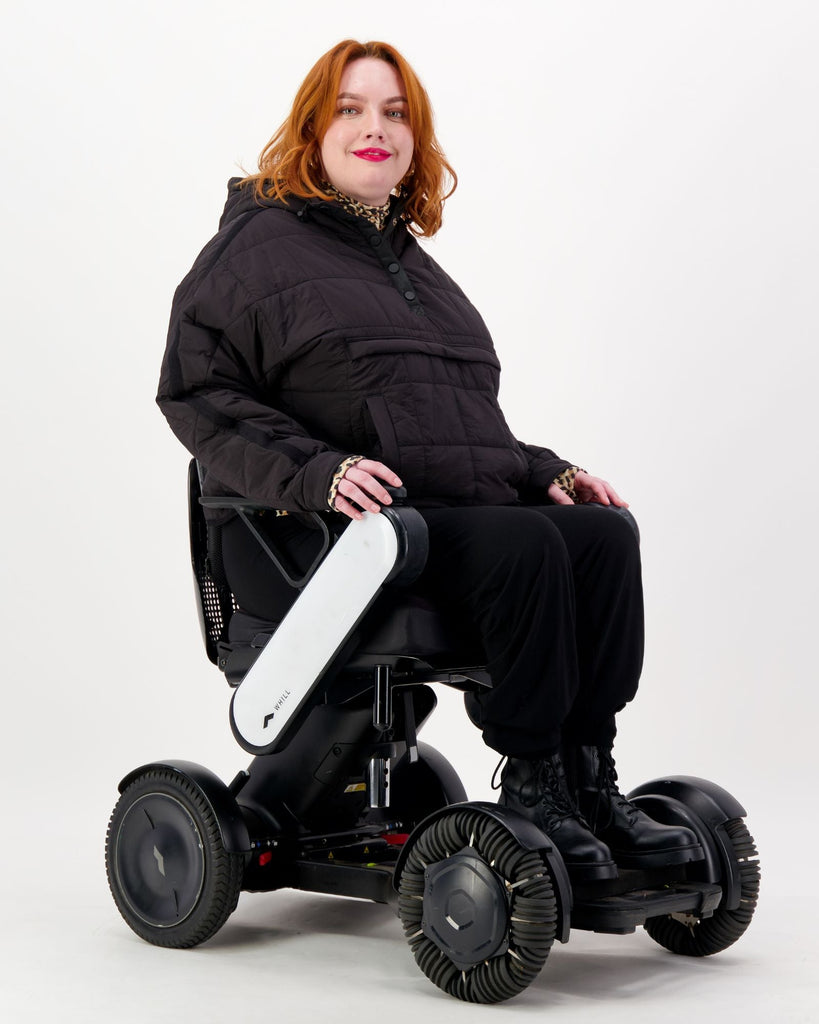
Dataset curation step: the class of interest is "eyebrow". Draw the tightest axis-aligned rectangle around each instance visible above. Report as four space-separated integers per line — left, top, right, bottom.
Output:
337 92 408 104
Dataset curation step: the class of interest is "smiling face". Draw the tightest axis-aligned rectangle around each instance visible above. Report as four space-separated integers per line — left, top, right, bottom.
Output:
319 57 414 207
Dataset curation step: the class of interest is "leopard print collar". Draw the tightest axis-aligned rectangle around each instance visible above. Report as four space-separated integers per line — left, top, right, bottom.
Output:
322 182 391 231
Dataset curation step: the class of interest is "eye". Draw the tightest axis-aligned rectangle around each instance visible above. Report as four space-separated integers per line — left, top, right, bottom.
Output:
337 105 359 116
386 108 406 120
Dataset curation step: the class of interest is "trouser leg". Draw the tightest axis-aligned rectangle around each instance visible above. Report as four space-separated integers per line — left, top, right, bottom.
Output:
419 507 578 756
419 505 643 757
529 505 644 748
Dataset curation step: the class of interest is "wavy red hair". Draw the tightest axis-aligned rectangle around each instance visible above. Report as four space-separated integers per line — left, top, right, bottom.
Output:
239 40 457 237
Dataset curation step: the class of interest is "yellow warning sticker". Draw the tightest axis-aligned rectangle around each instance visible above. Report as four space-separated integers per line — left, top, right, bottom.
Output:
344 782 367 793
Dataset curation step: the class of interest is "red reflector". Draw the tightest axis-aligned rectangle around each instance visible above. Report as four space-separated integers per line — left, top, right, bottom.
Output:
384 833 410 846
259 851 273 866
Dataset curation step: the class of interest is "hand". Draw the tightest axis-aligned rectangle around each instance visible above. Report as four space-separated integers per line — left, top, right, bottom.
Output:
547 470 628 508
334 459 403 520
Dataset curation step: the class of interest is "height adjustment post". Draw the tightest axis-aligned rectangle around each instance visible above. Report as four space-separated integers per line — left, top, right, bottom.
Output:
373 664 392 732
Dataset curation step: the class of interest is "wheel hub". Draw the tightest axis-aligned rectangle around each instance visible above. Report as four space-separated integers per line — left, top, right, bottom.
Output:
421 847 509 969
114 793 205 927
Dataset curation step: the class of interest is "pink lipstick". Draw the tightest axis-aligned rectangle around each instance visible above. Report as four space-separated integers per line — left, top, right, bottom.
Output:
352 149 390 162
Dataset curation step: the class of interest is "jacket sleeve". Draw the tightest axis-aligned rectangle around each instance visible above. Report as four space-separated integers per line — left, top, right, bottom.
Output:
515 441 574 495
157 260 346 512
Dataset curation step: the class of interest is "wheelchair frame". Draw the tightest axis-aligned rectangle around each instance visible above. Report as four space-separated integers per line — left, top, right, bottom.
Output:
105 460 760 1003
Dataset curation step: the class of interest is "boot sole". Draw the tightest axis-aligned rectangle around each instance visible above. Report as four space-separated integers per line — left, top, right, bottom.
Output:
608 843 704 869
564 858 619 882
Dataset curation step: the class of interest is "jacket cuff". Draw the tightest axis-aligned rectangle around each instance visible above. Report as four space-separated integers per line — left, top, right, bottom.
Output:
553 465 584 503
295 450 354 511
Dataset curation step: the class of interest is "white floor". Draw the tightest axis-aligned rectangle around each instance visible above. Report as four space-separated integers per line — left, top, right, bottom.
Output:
2 787 815 1024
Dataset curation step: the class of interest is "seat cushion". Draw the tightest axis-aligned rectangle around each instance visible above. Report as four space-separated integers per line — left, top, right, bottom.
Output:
228 591 481 662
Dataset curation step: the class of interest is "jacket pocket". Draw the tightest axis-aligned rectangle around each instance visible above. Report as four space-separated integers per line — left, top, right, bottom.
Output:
348 335 500 370
365 395 401 469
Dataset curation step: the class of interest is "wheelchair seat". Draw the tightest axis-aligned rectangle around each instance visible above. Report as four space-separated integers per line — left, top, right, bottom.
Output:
227 591 481 666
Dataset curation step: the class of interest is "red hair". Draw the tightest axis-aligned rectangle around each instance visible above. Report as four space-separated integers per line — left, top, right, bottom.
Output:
239 40 457 237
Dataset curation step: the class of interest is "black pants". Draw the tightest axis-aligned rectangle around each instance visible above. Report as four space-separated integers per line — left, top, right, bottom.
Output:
221 504 644 758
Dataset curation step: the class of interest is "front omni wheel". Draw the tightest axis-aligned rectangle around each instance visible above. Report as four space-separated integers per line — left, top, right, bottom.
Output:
398 807 557 1003
644 817 760 956
106 769 245 948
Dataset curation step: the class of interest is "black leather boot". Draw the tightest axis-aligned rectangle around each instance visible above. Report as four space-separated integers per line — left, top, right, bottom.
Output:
566 745 704 868
498 754 618 882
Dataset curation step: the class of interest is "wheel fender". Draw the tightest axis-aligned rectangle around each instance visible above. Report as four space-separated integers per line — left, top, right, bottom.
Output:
399 742 469 804
118 760 251 855
627 775 747 910
393 799 571 944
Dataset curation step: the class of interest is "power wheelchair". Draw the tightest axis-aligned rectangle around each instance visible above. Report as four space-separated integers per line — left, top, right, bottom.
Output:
105 460 760 1004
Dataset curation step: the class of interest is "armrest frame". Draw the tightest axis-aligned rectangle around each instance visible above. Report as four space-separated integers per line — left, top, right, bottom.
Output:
198 497 331 590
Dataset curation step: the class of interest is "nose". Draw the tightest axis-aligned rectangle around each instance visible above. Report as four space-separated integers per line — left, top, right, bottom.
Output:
363 108 387 139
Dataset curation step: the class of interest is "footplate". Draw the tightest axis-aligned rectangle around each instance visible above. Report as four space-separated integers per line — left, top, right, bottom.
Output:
572 882 723 934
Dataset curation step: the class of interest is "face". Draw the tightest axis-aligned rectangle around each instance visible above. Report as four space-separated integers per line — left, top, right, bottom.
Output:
319 58 414 207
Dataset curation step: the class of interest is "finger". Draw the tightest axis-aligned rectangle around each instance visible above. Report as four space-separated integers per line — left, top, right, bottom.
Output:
548 482 574 505
600 480 628 507
357 459 402 487
344 471 389 508
578 477 609 505
577 473 611 505
337 477 383 514
334 494 364 521
347 465 402 507
355 460 403 503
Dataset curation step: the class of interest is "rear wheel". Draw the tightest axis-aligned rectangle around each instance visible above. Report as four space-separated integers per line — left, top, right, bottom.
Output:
398 806 557 1003
644 817 760 956
106 768 245 948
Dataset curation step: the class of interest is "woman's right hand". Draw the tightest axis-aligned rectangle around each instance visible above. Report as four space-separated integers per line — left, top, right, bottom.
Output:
334 459 403 520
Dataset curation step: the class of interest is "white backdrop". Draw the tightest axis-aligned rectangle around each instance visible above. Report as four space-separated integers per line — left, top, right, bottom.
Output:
2 2 816 1021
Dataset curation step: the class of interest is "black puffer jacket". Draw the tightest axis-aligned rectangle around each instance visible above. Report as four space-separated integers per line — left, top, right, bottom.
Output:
157 179 571 513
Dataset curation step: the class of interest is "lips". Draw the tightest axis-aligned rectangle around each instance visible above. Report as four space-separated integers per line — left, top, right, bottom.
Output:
352 149 391 162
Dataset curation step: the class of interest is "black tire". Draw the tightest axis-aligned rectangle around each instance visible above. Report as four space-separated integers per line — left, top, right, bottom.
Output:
644 817 760 956
398 807 557 1003
106 768 245 948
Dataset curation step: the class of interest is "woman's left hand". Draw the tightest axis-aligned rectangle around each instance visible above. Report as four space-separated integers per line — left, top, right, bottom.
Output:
548 471 628 507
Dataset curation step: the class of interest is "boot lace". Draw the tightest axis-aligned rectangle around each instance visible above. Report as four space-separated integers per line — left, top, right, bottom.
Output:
538 757 580 825
490 756 506 792
591 748 639 830
495 755 592 831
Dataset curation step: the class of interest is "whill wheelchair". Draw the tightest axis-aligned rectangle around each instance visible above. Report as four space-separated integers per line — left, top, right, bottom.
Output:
106 461 760 1004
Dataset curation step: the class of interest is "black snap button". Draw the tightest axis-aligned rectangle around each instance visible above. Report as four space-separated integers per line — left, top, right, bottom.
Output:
388 262 400 273
369 235 381 247
404 290 416 301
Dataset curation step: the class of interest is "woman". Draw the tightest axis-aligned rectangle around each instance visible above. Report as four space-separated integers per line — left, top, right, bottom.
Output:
158 40 701 881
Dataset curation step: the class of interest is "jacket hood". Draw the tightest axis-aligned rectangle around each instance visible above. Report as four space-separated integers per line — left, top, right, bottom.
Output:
218 177 280 229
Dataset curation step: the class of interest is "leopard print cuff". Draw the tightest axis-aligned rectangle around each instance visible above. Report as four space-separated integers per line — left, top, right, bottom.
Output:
327 455 365 509
553 466 584 503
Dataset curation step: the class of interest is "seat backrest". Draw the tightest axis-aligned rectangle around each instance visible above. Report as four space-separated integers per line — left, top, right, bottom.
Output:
188 459 236 664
